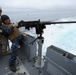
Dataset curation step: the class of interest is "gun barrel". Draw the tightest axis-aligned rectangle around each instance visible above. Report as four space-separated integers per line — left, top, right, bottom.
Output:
18 20 76 28
42 21 76 25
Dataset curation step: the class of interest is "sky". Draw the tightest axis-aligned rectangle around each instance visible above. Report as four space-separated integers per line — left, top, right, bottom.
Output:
0 0 76 21
0 0 76 9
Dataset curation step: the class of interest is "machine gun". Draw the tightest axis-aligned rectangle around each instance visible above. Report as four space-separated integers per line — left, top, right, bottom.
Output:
18 19 76 35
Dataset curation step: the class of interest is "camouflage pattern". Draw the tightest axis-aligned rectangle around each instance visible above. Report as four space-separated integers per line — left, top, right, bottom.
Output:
3 23 21 41
9 35 22 64
2 23 22 64
0 18 9 55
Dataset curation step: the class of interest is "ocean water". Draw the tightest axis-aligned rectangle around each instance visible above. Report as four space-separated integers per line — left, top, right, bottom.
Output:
5 10 76 55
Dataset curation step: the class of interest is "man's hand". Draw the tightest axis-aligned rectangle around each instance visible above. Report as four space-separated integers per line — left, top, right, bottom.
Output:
0 29 2 33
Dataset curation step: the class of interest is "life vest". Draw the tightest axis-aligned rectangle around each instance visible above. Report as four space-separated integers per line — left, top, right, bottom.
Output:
3 23 21 41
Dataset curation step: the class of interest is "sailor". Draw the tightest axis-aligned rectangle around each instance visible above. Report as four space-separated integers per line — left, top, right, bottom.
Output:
1 15 22 72
0 6 9 55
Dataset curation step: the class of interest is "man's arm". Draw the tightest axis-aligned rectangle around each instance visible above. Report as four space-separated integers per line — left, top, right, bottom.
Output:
0 25 14 34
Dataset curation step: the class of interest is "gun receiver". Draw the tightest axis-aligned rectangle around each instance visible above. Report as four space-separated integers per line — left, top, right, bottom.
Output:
18 19 76 34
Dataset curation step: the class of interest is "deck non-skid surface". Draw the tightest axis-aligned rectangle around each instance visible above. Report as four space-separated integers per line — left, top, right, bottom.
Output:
0 53 44 75
0 55 29 75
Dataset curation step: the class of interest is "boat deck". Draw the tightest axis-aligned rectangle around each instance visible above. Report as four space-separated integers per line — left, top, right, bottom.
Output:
0 50 44 75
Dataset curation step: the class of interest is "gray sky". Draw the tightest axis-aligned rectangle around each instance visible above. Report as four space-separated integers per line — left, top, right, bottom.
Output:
0 0 76 21
0 0 76 9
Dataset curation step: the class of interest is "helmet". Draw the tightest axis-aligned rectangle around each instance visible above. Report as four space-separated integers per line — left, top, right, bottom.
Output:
1 15 10 23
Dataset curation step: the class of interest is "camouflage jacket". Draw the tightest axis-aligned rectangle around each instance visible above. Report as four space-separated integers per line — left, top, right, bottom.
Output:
3 23 21 41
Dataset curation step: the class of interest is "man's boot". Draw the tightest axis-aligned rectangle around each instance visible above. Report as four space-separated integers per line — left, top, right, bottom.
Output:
9 62 16 72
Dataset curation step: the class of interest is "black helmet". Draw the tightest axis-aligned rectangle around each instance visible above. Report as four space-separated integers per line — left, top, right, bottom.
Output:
1 15 10 23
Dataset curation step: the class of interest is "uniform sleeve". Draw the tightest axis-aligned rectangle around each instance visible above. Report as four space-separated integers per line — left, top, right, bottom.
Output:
0 25 14 34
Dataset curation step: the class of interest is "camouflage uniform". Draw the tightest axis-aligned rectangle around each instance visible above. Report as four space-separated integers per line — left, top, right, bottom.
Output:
4 23 22 64
0 34 8 53
0 6 10 55
0 18 9 55
1 14 22 72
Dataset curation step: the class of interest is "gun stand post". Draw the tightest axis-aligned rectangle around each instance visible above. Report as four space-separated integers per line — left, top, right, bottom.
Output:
35 34 44 73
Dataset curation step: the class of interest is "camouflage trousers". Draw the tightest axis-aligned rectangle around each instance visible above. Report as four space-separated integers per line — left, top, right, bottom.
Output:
0 34 8 55
9 35 22 64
